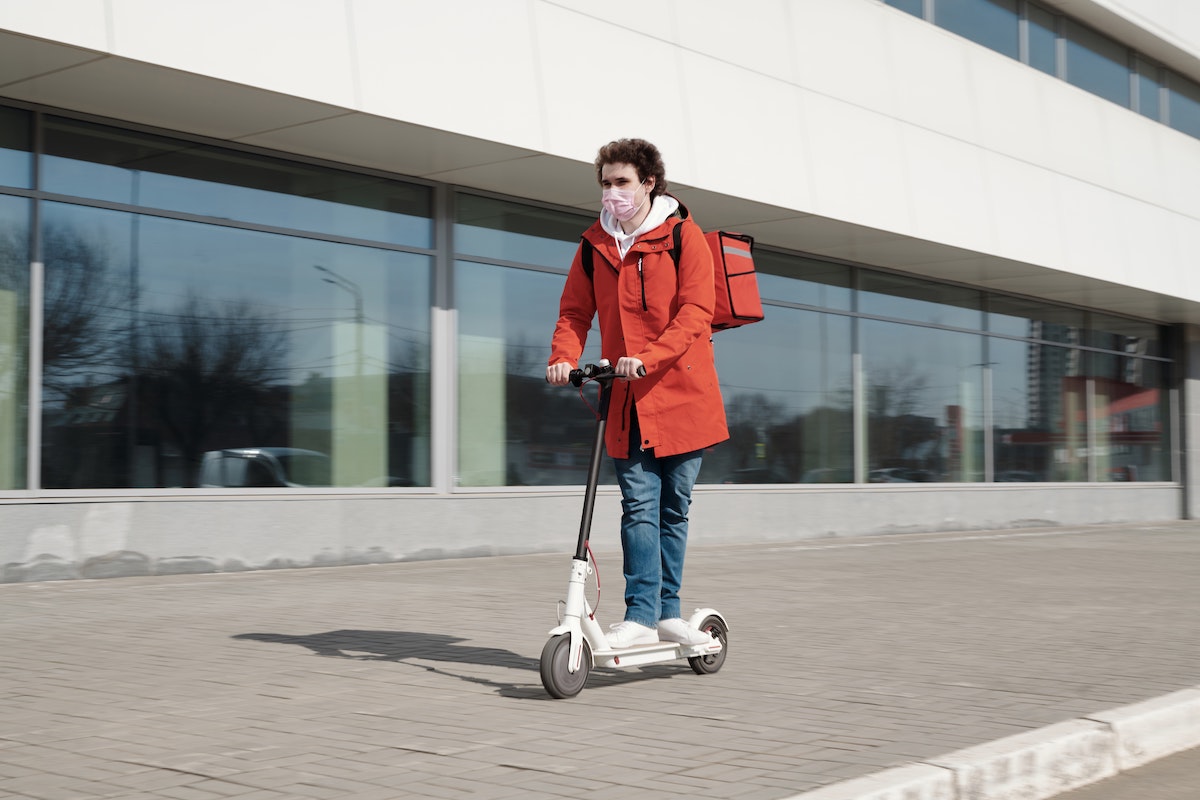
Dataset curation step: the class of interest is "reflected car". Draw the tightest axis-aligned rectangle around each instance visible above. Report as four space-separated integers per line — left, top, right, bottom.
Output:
868 467 914 483
994 470 1041 482
720 467 791 484
800 467 854 484
199 447 331 488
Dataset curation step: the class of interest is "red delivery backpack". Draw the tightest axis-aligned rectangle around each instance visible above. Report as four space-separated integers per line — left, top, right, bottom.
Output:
578 201 764 332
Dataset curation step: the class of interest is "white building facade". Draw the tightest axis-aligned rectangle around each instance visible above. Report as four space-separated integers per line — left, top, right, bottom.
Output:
1 0 1199 581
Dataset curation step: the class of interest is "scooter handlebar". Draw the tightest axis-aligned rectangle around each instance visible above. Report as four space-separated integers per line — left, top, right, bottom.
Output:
568 361 645 387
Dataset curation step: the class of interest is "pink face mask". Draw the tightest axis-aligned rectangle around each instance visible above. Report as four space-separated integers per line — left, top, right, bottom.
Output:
602 184 646 221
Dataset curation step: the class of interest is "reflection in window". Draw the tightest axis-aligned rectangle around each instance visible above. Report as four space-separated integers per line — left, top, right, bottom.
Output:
1135 57 1164 121
859 271 982 329
755 250 852 311
1063 20 1130 107
41 116 433 247
1168 73 1200 138
454 193 586 269
0 194 30 489
705 308 853 484
38 202 431 489
862 321 985 482
0 106 33 189
988 294 1084 340
455 259 601 487
1089 353 1169 481
884 0 924 19
935 0 1019 60
1025 3 1059 77
990 338 1088 481
1084 312 1161 357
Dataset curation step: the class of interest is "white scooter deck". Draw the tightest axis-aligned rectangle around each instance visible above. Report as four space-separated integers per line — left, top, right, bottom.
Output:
593 637 722 669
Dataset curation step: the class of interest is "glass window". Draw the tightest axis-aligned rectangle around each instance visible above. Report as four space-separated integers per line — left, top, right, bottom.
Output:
454 193 586 270
987 294 1085 341
991 337 1087 481
1063 20 1131 107
934 0 1019 60
884 0 925 18
41 116 433 247
1025 3 1059 76
39 202 431 489
862 321 985 482
755 250 852 311
859 271 983 329
1135 57 1164 121
1167 72 1200 139
0 105 33 189
0 194 30 489
456 260 602 487
1089 353 1169 481
704 308 853 485
1084 312 1161 357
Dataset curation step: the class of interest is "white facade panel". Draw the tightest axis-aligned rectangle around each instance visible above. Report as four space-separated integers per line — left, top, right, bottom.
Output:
110 0 359 107
1097 0 1200 59
354 0 549 151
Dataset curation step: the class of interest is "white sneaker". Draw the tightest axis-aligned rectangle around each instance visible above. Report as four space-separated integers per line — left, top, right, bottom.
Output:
657 617 712 646
606 620 658 649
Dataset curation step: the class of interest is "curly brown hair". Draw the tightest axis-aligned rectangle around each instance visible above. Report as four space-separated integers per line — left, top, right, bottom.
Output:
594 139 668 198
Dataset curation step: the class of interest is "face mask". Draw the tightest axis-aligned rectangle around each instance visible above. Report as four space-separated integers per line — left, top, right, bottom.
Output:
602 183 646 221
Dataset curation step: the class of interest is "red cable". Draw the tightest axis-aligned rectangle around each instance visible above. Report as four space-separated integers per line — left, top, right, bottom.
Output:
585 541 601 619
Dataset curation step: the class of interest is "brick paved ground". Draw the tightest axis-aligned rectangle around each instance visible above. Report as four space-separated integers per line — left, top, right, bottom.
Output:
1 521 1198 799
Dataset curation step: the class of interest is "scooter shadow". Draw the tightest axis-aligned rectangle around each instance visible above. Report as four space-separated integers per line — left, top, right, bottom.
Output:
233 629 691 699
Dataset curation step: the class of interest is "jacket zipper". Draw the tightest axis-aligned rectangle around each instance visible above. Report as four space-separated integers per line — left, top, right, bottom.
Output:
637 255 647 311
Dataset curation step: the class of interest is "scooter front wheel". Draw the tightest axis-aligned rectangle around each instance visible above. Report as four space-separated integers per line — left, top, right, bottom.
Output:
688 614 728 675
540 633 591 699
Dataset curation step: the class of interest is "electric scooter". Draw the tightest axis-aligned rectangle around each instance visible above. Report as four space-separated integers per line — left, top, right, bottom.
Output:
539 360 729 699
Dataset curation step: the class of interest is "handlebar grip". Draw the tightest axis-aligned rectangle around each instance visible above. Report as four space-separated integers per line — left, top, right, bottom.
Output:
567 361 643 386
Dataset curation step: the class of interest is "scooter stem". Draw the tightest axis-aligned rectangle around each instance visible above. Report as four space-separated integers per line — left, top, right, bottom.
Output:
574 378 612 562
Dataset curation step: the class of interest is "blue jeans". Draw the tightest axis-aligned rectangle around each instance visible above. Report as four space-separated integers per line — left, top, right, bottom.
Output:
613 413 704 628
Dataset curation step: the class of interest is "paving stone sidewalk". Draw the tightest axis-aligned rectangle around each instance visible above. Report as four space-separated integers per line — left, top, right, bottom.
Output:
1 521 1198 799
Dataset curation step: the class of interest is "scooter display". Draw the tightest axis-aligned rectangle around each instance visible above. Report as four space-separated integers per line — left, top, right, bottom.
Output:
539 360 728 699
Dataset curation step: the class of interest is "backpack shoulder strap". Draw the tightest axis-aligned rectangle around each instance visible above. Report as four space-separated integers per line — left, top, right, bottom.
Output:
579 237 595 279
669 220 683 270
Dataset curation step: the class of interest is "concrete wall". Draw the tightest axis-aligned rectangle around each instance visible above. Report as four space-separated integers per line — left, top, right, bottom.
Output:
0 484 1181 582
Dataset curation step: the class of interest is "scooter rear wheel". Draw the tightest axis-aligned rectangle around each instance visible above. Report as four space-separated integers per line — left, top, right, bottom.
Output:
688 615 728 675
540 633 591 698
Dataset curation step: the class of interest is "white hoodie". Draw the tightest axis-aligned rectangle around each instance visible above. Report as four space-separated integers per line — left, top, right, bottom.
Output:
600 193 680 261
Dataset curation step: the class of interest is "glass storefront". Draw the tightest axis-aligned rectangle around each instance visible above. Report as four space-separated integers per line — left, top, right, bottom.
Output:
15 112 434 490
454 194 603 487
0 102 1178 492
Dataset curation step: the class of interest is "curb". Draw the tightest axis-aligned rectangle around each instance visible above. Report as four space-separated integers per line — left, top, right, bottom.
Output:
784 685 1200 800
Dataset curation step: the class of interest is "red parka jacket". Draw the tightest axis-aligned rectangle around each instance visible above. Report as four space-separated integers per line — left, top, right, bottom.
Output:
550 206 729 459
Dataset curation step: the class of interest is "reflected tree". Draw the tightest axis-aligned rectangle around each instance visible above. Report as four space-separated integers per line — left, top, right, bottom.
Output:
723 392 786 472
867 361 938 472
138 292 288 484
41 223 126 401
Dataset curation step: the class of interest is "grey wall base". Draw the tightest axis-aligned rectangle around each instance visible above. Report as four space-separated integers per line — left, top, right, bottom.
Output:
0 484 1181 583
